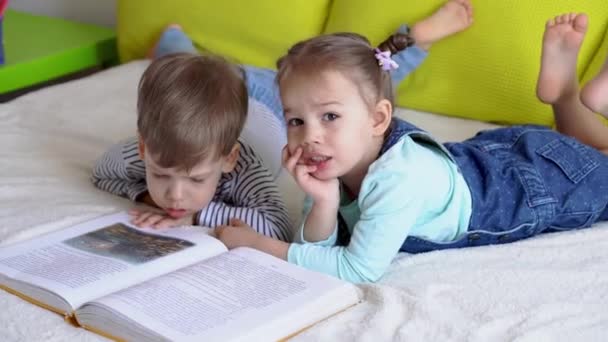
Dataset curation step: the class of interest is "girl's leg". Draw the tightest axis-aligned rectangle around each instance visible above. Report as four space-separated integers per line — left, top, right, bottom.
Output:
580 51 608 117
388 0 474 85
536 13 608 154
149 25 198 59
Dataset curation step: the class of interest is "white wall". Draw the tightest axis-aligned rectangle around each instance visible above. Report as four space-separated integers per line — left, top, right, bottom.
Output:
9 0 116 27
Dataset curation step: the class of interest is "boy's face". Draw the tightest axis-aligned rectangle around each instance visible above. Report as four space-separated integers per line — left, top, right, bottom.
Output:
138 140 239 219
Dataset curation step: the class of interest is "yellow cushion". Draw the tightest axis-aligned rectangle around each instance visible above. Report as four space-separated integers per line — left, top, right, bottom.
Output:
117 0 330 68
325 0 608 125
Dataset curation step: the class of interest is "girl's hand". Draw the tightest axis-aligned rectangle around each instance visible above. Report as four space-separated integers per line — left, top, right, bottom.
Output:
129 208 196 229
282 145 339 204
215 218 261 249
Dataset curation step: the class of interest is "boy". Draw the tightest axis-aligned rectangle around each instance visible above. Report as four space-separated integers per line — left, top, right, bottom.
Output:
92 53 292 241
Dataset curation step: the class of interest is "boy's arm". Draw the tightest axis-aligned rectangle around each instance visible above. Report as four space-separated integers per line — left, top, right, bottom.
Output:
388 24 429 86
196 143 292 242
389 44 428 86
91 137 148 201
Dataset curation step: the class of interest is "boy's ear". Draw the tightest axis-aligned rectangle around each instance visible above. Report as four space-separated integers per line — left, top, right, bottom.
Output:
372 99 393 137
137 135 146 160
221 143 240 173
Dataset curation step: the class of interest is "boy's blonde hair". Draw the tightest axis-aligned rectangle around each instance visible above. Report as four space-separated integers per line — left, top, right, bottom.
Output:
276 32 395 109
137 53 248 170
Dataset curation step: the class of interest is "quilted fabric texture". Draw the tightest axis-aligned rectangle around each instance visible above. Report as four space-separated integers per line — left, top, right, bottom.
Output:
325 0 608 125
117 0 330 68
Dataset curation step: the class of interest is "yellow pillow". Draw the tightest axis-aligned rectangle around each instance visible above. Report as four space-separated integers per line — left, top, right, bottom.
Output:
325 0 608 125
117 0 330 68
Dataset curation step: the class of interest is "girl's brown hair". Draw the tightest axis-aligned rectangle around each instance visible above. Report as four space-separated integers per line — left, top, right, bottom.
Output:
276 32 396 109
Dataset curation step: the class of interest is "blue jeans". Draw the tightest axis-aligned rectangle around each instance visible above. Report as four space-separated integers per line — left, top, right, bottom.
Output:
400 125 608 253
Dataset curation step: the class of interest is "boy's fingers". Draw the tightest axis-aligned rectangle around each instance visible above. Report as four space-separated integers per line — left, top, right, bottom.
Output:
214 226 226 237
128 208 141 216
131 212 152 225
229 218 247 226
143 215 164 228
154 219 175 229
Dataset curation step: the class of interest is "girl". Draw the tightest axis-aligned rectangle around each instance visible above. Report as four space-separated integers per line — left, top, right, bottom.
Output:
216 13 608 283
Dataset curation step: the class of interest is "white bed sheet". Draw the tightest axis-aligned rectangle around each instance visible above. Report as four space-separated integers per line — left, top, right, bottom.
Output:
1 61 607 341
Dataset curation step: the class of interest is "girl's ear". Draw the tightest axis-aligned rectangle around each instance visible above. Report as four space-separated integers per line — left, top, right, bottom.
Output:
137 135 146 160
372 99 393 136
221 143 240 173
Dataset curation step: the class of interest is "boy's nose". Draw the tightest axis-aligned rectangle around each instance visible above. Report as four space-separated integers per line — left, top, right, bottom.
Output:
166 183 184 201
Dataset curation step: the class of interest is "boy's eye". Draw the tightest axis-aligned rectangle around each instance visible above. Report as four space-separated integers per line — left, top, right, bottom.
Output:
322 112 338 121
191 178 206 184
287 118 304 127
153 173 168 179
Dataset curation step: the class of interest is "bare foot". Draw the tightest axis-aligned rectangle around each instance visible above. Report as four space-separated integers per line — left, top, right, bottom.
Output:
536 13 588 104
411 0 474 51
580 53 608 116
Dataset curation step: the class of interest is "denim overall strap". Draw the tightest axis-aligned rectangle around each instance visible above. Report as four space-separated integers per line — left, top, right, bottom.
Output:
381 118 456 163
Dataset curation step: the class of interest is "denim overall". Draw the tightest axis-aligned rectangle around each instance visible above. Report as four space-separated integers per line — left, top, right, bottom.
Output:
382 118 608 253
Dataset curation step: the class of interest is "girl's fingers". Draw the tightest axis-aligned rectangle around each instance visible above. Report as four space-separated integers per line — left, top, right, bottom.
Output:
281 145 291 166
294 164 316 182
284 146 303 172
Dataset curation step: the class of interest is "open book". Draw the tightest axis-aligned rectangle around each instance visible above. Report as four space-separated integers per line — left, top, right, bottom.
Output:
0 212 360 341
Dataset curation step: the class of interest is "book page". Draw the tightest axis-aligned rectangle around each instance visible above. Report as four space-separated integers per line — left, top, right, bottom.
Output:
80 247 359 341
0 212 227 309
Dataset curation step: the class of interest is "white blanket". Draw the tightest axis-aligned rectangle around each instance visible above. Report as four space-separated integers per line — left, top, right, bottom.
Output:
1 61 607 342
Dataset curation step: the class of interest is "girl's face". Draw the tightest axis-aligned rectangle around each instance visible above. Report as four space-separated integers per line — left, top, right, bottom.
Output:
280 70 383 181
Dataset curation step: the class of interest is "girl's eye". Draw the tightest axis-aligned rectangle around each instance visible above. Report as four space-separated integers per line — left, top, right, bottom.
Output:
287 118 304 127
322 112 338 121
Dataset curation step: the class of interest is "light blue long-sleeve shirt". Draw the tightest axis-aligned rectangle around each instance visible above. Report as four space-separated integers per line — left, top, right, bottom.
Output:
287 136 472 283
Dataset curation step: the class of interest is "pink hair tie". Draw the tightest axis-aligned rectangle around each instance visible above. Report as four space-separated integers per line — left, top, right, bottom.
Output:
374 48 399 71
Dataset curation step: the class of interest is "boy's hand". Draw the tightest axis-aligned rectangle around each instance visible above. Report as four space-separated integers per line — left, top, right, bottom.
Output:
215 218 261 249
129 208 197 229
282 146 340 205
136 191 159 208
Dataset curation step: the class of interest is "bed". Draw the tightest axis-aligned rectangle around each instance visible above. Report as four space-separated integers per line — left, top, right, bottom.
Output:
1 60 608 341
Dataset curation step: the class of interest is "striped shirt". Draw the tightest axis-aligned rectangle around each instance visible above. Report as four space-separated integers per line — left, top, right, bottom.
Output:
92 137 292 241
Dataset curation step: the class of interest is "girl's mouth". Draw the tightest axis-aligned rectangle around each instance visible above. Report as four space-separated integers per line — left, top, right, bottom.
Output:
306 155 332 171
